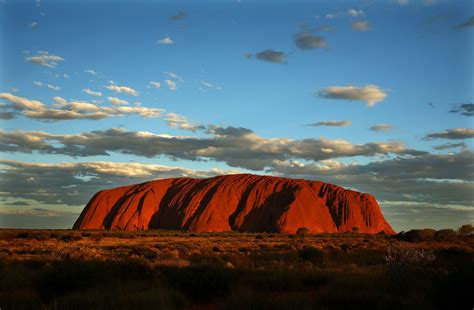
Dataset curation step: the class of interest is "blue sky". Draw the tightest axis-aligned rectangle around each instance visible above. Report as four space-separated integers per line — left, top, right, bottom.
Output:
0 0 473 231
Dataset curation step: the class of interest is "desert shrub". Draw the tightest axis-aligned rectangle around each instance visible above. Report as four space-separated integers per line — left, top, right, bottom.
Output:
59 234 83 242
340 243 351 252
52 246 99 261
34 260 153 303
161 265 237 302
296 227 310 236
434 229 457 241
434 247 472 267
396 229 436 242
239 269 327 293
189 253 224 266
384 245 435 265
433 266 474 309
15 232 29 238
298 246 324 265
458 224 474 236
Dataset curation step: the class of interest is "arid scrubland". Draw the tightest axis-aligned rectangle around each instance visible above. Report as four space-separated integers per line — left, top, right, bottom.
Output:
0 227 472 309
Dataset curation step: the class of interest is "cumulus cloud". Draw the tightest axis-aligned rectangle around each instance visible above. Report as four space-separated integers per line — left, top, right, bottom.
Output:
108 97 129 105
165 113 205 132
0 93 163 121
453 15 474 30
269 150 474 212
305 120 352 127
369 124 393 132
30 22 38 28
347 9 364 17
317 84 387 107
0 127 415 171
170 11 187 21
150 81 161 89
450 103 474 116
424 128 474 140
351 21 371 31
255 49 287 64
26 51 64 68
293 32 327 50
0 92 44 110
83 88 102 97
105 82 139 96
164 80 177 91
33 81 43 87
157 36 174 45
0 160 241 206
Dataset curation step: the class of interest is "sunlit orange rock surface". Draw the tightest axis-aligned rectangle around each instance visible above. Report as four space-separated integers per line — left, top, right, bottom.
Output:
73 174 395 234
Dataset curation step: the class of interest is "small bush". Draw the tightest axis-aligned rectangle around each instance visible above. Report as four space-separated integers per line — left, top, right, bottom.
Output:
296 227 310 236
457 224 474 236
298 246 324 265
435 229 457 241
162 265 236 302
396 229 436 242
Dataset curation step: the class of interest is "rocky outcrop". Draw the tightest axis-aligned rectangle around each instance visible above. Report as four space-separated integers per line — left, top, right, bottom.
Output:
73 174 395 234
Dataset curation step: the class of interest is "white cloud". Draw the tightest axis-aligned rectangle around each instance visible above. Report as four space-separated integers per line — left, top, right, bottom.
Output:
82 88 102 97
105 82 139 96
0 93 44 110
200 80 222 91
370 124 393 132
351 20 371 31
85 69 98 76
165 113 205 132
0 126 412 170
30 22 38 28
305 120 352 127
0 160 242 206
164 71 183 82
33 81 43 87
0 93 163 121
26 51 64 68
164 80 177 91
150 81 161 89
47 84 61 91
108 97 129 105
424 128 474 140
157 36 174 45
347 9 364 17
317 84 387 107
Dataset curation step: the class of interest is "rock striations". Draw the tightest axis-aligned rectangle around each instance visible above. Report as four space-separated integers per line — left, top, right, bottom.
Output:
73 174 395 234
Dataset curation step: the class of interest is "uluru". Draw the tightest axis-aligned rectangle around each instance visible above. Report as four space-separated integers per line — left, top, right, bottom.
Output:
73 174 395 234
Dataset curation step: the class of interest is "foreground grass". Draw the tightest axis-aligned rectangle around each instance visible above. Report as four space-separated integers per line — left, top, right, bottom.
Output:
0 228 472 309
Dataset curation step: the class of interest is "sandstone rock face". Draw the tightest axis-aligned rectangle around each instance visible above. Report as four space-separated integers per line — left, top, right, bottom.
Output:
73 174 395 234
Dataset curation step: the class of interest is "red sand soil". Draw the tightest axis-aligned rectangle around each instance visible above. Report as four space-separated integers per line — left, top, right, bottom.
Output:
73 174 395 234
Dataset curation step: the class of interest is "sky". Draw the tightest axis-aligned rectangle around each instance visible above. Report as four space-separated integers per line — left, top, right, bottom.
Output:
0 0 473 231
